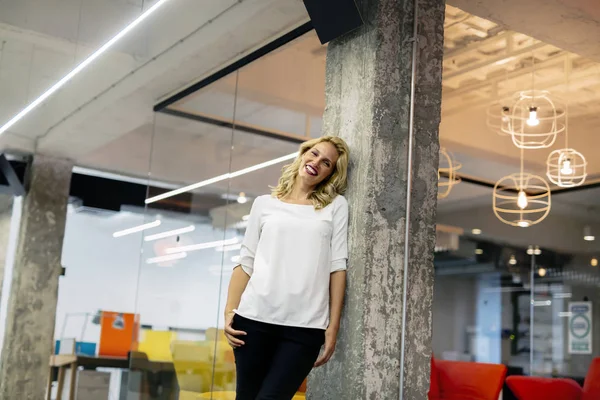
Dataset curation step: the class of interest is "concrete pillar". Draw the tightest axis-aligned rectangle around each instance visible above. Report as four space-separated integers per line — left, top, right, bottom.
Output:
308 0 444 399
0 195 14 305
0 155 73 399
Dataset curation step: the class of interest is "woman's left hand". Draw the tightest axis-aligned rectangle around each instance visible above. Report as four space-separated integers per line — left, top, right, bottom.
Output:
314 326 338 367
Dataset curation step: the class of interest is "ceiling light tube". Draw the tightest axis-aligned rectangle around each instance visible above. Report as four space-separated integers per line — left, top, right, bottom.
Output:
532 300 552 307
166 237 238 254
144 225 195 242
558 312 572 318
145 152 299 204
215 243 242 252
553 293 572 299
0 0 173 136
147 252 187 265
113 220 161 238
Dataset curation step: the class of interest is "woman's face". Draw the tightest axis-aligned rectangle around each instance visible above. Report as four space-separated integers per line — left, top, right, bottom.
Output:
298 141 339 187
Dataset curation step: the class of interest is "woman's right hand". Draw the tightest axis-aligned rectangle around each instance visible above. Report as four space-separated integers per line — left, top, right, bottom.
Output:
224 311 247 348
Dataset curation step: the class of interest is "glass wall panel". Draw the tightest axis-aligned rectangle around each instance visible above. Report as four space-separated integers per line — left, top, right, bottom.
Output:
132 30 327 399
127 72 239 398
433 166 600 398
531 239 600 382
56 135 153 398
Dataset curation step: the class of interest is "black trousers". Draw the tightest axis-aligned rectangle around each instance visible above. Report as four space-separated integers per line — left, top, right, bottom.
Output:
232 314 325 400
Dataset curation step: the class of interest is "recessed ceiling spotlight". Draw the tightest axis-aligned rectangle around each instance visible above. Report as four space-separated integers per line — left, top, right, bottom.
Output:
584 226 595 241
527 246 542 256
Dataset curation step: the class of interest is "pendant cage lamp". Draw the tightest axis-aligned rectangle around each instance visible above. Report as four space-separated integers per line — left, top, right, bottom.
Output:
546 148 587 187
486 94 519 136
438 147 461 199
501 90 565 149
545 61 587 188
493 148 551 228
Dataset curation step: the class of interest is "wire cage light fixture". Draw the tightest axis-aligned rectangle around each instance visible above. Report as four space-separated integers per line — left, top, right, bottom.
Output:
546 59 587 188
486 101 511 137
493 147 551 227
501 89 566 149
546 148 587 187
438 147 461 199
500 52 566 149
486 91 520 137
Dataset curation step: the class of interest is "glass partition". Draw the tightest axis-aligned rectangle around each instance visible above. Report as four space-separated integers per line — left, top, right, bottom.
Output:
130 29 326 399
127 74 239 397
433 177 600 398
531 248 600 381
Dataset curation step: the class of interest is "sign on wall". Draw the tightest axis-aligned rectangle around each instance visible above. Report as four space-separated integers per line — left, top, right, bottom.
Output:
568 302 593 355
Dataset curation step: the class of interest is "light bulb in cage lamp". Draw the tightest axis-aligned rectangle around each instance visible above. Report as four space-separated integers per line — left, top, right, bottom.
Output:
538 267 547 277
526 106 540 127
502 107 510 123
591 258 598 267
517 190 528 209
509 255 517 265
560 158 573 175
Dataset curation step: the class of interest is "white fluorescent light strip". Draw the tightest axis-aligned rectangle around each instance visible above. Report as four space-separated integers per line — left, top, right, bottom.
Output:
0 0 173 136
145 152 299 204
216 243 242 252
166 237 238 254
532 300 552 307
113 220 161 238
147 252 187 265
144 225 195 242
552 293 572 299
558 312 573 318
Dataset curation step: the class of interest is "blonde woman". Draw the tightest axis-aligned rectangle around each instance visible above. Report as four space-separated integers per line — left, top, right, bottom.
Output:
224 136 350 400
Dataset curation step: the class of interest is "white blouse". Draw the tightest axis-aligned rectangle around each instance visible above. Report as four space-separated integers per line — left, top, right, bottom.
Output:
235 194 349 330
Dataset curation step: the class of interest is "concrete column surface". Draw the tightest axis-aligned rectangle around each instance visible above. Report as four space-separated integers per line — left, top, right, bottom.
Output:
308 0 445 399
0 195 14 306
0 155 73 400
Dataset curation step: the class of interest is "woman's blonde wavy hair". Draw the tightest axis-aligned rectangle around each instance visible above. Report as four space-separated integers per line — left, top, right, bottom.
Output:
271 136 349 209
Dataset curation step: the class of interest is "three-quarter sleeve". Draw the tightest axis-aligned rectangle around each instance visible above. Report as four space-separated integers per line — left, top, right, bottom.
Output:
238 196 264 276
330 195 349 273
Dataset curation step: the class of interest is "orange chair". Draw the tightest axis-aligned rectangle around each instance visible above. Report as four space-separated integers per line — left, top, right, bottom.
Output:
429 358 507 400
98 312 139 357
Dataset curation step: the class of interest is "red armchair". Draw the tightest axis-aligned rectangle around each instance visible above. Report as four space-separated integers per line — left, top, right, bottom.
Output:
506 357 600 400
429 358 507 400
506 376 582 400
583 358 600 400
